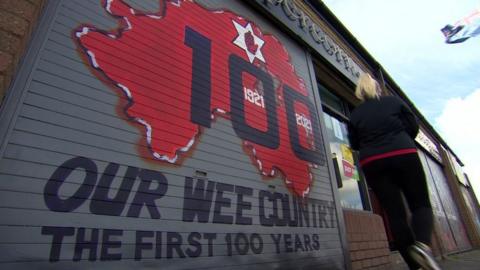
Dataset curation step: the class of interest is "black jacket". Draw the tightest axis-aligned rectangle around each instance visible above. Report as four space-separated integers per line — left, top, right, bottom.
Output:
348 96 419 161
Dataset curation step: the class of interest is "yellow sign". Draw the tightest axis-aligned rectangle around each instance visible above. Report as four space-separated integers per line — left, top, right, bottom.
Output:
340 144 354 164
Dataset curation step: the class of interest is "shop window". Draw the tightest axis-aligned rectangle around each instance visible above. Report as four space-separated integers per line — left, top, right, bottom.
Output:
319 84 370 210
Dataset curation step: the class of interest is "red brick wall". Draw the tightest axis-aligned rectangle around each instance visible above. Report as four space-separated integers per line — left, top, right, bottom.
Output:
0 0 46 101
344 210 393 270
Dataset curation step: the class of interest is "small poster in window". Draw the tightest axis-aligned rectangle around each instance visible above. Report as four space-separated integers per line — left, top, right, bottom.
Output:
342 159 354 178
341 144 354 164
324 114 333 130
352 169 360 181
332 118 344 141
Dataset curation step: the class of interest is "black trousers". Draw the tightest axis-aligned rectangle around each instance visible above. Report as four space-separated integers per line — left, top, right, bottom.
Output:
362 153 433 270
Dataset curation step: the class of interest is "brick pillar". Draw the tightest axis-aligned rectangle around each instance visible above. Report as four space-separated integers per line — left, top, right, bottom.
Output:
0 0 47 102
344 210 393 270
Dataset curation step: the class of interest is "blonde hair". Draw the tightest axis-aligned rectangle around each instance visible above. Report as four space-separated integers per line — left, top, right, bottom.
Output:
355 73 380 101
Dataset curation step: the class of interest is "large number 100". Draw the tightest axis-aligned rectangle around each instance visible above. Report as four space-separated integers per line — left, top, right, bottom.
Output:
184 27 324 165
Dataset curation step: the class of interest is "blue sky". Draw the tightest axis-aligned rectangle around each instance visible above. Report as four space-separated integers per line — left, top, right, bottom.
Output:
322 0 480 196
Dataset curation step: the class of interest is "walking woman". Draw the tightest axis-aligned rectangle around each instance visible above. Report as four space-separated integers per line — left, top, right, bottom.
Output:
347 73 441 270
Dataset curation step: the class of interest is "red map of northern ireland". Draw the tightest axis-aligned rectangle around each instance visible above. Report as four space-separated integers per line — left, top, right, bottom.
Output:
75 0 324 196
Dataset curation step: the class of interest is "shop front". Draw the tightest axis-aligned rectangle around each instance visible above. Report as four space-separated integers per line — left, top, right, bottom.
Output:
0 0 353 269
251 0 479 266
415 131 471 254
0 1 478 270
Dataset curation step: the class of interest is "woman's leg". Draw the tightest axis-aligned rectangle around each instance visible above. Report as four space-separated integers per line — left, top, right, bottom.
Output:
390 153 440 269
362 158 421 269
393 154 433 245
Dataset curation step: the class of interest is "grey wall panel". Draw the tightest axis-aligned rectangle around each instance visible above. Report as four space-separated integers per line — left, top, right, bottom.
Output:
9 111 334 196
0 0 346 269
0 145 331 205
0 253 344 270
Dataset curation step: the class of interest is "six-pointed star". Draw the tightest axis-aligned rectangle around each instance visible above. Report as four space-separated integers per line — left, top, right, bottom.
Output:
232 20 266 64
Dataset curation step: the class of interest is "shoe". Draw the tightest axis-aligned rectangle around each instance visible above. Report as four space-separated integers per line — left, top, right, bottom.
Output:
408 241 441 270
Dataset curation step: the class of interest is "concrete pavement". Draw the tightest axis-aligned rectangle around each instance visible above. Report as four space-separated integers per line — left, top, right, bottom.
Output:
438 249 480 270
391 249 480 270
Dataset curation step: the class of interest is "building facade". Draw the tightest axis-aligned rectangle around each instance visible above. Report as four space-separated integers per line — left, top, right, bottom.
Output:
0 1 478 270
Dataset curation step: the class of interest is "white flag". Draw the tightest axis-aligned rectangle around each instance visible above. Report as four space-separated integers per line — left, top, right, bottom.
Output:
441 9 480 44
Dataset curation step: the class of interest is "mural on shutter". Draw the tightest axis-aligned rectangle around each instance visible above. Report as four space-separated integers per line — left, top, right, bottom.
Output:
75 0 325 197
0 0 345 269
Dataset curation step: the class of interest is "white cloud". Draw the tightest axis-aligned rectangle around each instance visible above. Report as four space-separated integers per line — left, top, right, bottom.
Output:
436 89 480 197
